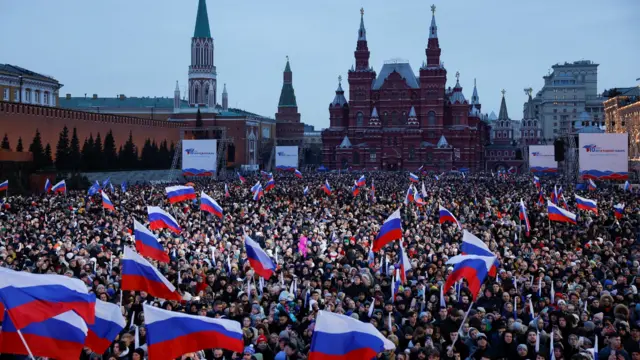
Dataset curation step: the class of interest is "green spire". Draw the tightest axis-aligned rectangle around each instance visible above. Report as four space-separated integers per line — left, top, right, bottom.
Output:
193 0 211 38
278 56 297 107
284 59 291 73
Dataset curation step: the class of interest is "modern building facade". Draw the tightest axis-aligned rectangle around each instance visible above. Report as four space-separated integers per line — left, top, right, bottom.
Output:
321 7 490 172
0 64 62 107
526 60 604 142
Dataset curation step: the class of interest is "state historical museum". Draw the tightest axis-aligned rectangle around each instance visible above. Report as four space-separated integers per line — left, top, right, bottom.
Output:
322 6 491 171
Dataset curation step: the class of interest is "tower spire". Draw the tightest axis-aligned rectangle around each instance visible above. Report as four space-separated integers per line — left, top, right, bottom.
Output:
498 89 509 120
193 0 211 38
278 56 297 107
429 5 438 39
425 4 441 67
222 83 228 111
358 8 366 41
471 78 479 105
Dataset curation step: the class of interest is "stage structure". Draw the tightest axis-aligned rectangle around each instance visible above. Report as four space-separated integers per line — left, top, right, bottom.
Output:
168 126 233 180
579 133 629 180
528 145 557 174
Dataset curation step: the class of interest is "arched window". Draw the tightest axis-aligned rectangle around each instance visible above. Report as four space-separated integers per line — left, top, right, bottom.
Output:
497 151 502 157
356 112 364 127
428 111 436 126
353 151 360 164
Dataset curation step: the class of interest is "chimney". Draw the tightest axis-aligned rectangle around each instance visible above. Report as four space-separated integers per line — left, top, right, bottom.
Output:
119 94 126 100
65 93 71 99
92 94 98 99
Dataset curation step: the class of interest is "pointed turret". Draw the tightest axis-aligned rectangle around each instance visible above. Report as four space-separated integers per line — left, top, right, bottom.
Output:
193 0 211 38
407 106 419 126
174 80 180 110
449 71 466 104
331 76 347 107
278 56 297 107
437 135 449 148
426 4 441 67
471 78 479 106
354 8 370 71
498 89 509 120
222 83 228 111
524 88 535 120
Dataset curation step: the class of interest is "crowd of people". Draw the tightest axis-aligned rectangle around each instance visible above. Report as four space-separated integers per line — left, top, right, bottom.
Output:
0 170 638 360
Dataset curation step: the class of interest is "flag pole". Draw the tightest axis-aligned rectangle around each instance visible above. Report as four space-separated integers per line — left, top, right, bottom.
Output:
16 329 36 360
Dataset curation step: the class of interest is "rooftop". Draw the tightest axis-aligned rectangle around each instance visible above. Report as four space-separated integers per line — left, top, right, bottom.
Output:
372 62 419 90
0 64 61 84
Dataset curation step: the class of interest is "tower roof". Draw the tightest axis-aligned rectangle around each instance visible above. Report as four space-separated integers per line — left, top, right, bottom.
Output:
222 83 227 95
278 57 297 107
429 5 438 39
193 0 211 38
358 8 367 41
331 76 347 107
339 136 352 148
175 80 180 92
437 135 449 148
498 89 509 120
471 78 479 105
284 58 291 73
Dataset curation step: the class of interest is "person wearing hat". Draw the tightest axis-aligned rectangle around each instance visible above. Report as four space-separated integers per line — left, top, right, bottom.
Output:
242 345 257 360
255 334 274 360
468 332 491 360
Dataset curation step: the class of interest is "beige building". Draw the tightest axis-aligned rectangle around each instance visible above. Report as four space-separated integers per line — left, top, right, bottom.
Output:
0 64 62 107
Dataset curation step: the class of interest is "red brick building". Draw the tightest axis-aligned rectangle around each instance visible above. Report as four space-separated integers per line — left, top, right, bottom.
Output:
322 7 490 172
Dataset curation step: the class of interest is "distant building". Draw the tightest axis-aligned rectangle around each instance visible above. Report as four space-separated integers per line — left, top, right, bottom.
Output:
604 86 640 159
321 6 490 172
0 64 62 107
527 60 604 142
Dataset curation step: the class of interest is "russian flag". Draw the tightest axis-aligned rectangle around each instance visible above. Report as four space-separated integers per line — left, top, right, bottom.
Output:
588 179 597 191
165 185 196 204
0 267 95 330
461 230 499 277
44 178 52 193
414 191 426 206
101 191 115 211
370 179 376 203
533 176 540 189
519 199 531 236
303 186 309 196
86 300 126 354
144 303 243 359
439 205 462 230
51 180 66 194
547 200 577 224
252 184 264 201
444 254 496 300
265 177 275 192
134 219 170 263
614 203 625 219
200 191 223 219
309 310 395 360
0 310 88 360
550 185 558 204
409 172 419 183
357 175 366 187
121 247 181 300
575 194 598 215
352 181 360 197
0 180 7 192
295 169 303 179
224 183 230 198
538 188 545 206
245 235 276 279
147 206 182 234
260 170 270 178
624 180 630 192
406 185 415 203
251 181 261 193
398 240 411 284
322 180 332 195
372 208 402 252
237 172 246 184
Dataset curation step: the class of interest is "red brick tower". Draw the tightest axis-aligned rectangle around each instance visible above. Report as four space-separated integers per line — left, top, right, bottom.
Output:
275 57 303 146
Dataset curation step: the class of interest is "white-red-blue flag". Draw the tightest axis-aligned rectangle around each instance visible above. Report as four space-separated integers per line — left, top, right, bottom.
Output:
519 199 530 236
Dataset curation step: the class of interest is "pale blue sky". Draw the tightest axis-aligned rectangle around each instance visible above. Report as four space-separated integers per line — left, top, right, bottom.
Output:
2 0 638 129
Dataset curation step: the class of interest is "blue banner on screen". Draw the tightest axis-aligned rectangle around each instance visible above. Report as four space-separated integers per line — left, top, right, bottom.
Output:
275 146 298 171
182 140 217 177
579 133 628 180
528 145 557 174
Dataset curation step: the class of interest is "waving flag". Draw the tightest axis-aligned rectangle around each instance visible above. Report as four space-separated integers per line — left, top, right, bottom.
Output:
357 175 366 187
322 180 332 195
414 191 426 206
533 176 540 189
588 179 597 191
88 181 100 196
102 177 111 188
461 230 499 277
372 208 402 252
200 191 223 219
550 185 558 204
122 247 181 300
391 269 401 302
251 181 261 193
165 185 196 204
624 180 630 192
252 184 264 201
547 200 577 224
44 178 52 193
101 191 115 211
439 205 462 230
370 179 376 203
538 188 545 206
575 194 597 215
404 185 415 205
421 182 427 198
295 169 303 179
51 180 66 194
121 182 127 193
0 267 95 330
398 240 411 284
409 172 419 183
0 310 88 360
134 219 169 263
224 183 230 198
237 172 246 184
244 235 276 279
444 254 496 300
303 186 309 196
144 303 243 360
519 200 531 236
260 170 270 178
614 203 625 219
309 310 395 360
0 180 7 192
86 300 126 354
147 206 182 234
264 176 275 192
351 181 360 197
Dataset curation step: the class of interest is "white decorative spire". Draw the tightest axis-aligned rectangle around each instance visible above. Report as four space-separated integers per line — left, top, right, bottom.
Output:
222 83 228 111
471 78 479 105
409 106 417 117
358 8 367 41
173 80 180 110
429 5 438 39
